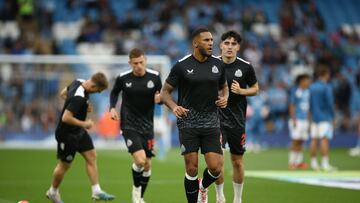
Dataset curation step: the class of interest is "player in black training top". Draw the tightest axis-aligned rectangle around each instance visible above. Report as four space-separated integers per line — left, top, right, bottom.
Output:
46 72 115 203
214 31 259 203
109 48 162 203
160 28 229 203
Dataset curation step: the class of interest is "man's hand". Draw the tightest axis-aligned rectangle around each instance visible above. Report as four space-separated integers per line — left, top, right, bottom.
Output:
154 91 161 104
172 105 189 118
110 108 120 120
231 80 245 95
215 96 227 108
83 119 94 129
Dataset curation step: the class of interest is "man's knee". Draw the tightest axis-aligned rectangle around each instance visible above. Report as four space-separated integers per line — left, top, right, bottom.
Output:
83 150 97 165
185 159 198 177
57 161 71 171
232 158 244 170
186 165 198 177
207 160 223 176
133 152 147 167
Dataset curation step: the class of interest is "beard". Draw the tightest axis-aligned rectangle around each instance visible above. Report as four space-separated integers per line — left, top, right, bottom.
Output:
199 46 212 57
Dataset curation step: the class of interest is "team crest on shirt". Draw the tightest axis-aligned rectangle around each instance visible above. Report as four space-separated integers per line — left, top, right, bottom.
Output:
235 69 243 77
147 80 154 88
125 82 132 88
127 139 133 147
212 65 219 73
180 144 186 153
66 155 73 161
60 142 65 150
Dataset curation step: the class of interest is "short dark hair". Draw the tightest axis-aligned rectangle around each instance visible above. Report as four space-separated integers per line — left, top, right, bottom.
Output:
129 48 145 59
221 30 242 44
295 73 310 85
316 65 330 77
91 72 108 90
190 27 210 40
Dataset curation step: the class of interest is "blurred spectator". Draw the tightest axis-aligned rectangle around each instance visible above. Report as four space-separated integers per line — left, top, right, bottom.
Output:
0 0 360 137
334 72 351 130
0 0 18 21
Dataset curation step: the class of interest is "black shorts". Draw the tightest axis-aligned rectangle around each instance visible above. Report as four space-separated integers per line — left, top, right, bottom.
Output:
55 129 94 163
179 128 222 155
221 126 246 155
122 129 155 158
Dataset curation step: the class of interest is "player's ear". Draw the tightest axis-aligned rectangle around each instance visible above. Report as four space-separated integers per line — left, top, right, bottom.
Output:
192 38 198 48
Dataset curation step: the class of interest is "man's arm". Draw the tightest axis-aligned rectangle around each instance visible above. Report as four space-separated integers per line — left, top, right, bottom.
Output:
60 87 67 100
62 110 94 129
216 82 228 108
109 77 122 120
231 81 259 96
289 103 297 126
160 82 189 118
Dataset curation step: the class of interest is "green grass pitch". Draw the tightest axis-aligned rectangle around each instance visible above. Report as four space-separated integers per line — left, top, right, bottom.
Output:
0 148 359 203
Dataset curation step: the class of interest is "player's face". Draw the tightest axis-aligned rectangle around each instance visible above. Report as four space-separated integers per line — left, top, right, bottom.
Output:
220 37 240 58
129 55 147 76
87 82 103 93
196 32 213 57
301 77 311 88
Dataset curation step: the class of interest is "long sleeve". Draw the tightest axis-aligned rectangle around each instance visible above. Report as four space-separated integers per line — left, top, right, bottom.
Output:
110 77 122 108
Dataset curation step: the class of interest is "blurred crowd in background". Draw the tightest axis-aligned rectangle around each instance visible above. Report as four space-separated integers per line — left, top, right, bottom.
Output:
1 0 360 142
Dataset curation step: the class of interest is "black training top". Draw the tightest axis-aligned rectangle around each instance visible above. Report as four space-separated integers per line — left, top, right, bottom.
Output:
56 79 89 136
110 69 162 133
219 57 258 129
166 54 226 129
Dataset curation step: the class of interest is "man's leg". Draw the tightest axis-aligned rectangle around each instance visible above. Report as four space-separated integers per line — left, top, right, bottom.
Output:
184 152 199 203
214 152 225 203
231 154 244 203
46 161 71 203
81 150 114 200
202 152 223 189
320 138 331 170
131 150 147 203
290 140 306 169
289 140 299 169
310 138 319 170
140 157 152 199
51 161 71 189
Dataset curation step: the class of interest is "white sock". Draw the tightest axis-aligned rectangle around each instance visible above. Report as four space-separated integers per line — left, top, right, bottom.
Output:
311 157 319 168
295 152 303 165
233 182 243 203
143 170 151 177
289 151 297 165
321 156 329 168
215 183 225 200
92 184 102 195
132 163 144 172
49 186 58 194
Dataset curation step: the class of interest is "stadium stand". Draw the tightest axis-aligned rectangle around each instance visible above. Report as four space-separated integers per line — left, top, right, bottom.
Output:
0 0 360 147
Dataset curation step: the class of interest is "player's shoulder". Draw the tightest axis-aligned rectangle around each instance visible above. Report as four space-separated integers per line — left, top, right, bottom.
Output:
119 69 133 78
73 80 86 98
146 68 160 76
177 54 192 63
236 57 252 66
211 55 222 61
209 55 226 68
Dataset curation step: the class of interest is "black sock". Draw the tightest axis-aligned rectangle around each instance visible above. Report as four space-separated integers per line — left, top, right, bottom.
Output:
201 168 219 189
132 164 143 187
140 171 151 198
184 174 199 203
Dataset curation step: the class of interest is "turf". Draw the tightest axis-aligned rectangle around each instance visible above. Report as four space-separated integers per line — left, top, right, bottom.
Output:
0 148 359 203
